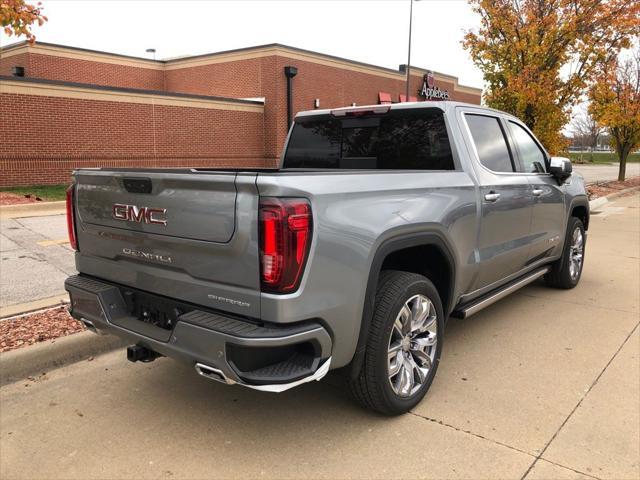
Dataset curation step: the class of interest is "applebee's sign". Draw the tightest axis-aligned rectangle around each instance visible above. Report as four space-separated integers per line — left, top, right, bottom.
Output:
420 71 449 100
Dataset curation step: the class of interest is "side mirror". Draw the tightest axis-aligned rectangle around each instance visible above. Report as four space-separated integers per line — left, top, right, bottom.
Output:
549 156 572 180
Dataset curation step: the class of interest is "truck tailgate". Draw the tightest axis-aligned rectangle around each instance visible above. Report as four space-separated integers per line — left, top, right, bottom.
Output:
73 170 261 319
76 172 237 242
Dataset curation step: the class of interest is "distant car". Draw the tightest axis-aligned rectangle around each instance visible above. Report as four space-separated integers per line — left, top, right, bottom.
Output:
65 101 589 415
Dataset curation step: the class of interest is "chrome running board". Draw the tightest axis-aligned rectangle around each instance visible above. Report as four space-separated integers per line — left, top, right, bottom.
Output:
453 267 550 319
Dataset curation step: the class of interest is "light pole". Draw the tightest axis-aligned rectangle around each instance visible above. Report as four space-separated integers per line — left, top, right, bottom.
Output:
405 0 420 100
146 48 156 61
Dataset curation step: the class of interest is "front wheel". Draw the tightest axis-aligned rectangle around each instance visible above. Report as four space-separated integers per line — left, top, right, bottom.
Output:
348 271 444 415
545 217 586 289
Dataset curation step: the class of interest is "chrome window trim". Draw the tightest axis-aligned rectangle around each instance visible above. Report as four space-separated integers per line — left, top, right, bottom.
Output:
458 108 553 178
506 119 550 174
460 110 518 176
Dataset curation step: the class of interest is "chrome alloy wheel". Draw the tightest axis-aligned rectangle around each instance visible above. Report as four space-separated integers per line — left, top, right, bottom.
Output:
387 294 438 397
569 227 584 280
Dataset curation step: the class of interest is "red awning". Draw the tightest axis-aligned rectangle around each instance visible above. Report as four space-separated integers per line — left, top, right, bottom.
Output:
378 92 392 104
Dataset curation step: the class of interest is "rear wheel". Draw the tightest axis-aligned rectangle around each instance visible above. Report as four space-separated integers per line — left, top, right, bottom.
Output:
349 271 444 415
545 217 585 289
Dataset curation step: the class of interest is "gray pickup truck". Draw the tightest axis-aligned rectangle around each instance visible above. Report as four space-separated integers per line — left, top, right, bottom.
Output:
65 101 588 414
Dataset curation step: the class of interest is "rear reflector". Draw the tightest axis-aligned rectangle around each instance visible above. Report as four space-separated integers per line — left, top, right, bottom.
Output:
259 197 312 293
66 185 78 250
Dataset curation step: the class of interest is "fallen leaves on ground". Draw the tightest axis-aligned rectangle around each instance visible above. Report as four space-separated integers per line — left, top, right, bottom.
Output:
0 305 85 353
587 176 639 199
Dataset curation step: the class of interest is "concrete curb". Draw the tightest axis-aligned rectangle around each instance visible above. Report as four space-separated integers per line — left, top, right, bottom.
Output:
0 330 127 386
0 294 69 319
589 185 640 211
589 197 608 211
0 201 66 219
602 185 640 201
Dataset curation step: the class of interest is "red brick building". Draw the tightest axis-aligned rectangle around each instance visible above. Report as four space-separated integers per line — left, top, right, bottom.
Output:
0 41 482 187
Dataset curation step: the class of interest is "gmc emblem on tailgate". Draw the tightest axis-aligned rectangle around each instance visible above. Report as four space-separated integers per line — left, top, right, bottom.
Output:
112 204 167 226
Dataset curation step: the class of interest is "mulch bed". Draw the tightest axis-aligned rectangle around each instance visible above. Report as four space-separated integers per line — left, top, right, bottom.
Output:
587 176 640 200
0 305 84 353
0 192 43 206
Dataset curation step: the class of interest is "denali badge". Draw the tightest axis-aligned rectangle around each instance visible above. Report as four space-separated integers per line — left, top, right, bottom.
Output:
122 248 172 263
113 204 167 225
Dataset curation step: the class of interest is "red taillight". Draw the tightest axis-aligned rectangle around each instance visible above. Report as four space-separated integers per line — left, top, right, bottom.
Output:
66 185 78 251
259 197 312 293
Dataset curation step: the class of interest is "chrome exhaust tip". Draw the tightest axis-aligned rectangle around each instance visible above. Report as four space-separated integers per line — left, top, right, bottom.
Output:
80 317 105 335
194 363 235 385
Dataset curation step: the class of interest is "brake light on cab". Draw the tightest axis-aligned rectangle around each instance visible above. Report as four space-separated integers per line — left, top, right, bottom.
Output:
66 185 78 250
259 198 312 293
330 105 390 117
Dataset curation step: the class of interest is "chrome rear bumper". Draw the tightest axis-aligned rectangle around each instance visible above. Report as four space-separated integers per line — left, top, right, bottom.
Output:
65 275 332 391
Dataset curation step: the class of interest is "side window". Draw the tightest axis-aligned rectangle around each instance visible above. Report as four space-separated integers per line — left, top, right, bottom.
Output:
376 111 455 170
465 114 514 172
509 122 547 173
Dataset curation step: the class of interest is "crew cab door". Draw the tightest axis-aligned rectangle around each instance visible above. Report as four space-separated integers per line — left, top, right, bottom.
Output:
506 120 566 264
460 111 533 290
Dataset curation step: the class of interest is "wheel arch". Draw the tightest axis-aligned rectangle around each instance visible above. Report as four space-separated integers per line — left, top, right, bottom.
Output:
348 229 457 379
569 197 590 230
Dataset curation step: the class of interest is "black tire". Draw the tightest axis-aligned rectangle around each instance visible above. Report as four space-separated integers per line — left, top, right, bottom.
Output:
348 270 444 415
544 217 586 289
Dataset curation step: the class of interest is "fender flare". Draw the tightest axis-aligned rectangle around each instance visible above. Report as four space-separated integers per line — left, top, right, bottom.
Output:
568 195 590 230
348 229 457 379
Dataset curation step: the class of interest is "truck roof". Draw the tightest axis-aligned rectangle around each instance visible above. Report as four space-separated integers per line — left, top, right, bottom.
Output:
295 101 513 120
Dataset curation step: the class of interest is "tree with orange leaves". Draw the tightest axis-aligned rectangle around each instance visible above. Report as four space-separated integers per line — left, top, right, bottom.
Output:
1 0 47 43
463 0 640 154
589 50 640 181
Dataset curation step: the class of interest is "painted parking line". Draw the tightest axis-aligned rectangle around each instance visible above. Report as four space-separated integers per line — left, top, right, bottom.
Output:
36 238 69 247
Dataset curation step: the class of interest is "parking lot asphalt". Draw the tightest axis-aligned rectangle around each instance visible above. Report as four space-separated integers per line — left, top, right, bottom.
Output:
0 212 75 315
0 192 638 480
573 163 640 184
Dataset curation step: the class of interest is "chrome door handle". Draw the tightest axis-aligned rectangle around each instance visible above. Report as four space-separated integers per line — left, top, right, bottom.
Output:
532 189 544 197
484 192 501 202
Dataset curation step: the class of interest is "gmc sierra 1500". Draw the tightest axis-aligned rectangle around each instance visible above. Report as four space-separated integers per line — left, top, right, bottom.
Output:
65 101 588 414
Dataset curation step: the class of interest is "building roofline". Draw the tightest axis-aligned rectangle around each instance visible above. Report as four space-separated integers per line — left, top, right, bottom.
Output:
0 40 161 64
0 75 265 106
0 40 482 94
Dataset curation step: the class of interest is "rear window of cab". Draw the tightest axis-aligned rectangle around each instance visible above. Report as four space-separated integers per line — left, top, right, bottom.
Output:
283 109 455 170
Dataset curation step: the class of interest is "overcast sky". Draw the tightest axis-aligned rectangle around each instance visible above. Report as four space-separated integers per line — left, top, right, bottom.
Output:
0 0 485 89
